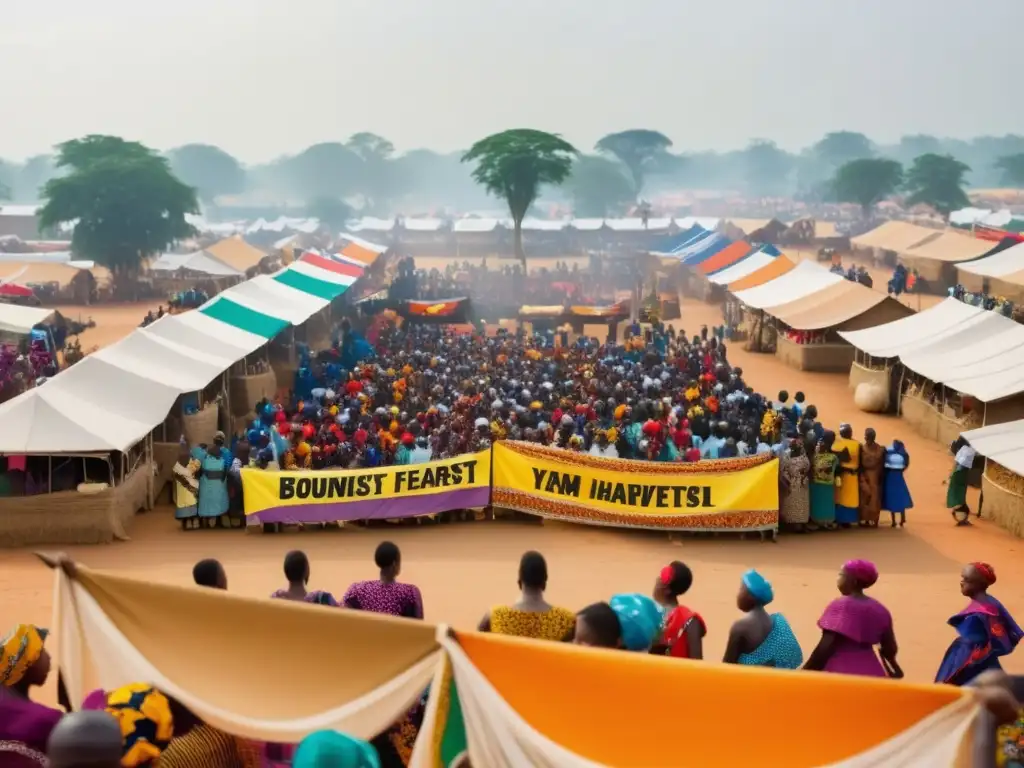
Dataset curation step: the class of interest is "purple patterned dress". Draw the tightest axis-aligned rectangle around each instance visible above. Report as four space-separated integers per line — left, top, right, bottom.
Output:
342 580 424 619
817 595 893 676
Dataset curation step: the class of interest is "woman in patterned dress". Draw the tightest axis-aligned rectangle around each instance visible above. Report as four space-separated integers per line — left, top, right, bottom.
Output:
342 542 424 767
809 431 840 530
477 551 575 641
722 570 803 669
779 440 811 531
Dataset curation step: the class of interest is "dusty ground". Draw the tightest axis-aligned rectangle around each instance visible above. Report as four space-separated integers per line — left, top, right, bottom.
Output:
51 301 165 351
4 295 1022 708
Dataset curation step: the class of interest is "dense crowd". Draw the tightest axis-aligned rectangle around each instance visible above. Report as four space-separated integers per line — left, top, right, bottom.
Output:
0 338 58 404
1 549 1021 766
169 318 918 535
948 283 1016 317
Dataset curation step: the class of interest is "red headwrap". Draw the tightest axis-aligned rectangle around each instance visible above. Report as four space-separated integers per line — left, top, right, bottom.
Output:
971 561 997 586
843 559 879 588
401 432 415 447
660 565 675 586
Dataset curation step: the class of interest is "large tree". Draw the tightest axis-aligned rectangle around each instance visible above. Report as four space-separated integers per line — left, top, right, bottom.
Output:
742 139 795 196
832 158 904 218
995 153 1024 188
347 132 395 214
462 129 577 266
39 135 198 293
903 153 971 218
306 195 353 233
167 144 247 204
813 131 874 168
566 155 634 217
15 155 57 201
594 129 672 197
281 142 362 200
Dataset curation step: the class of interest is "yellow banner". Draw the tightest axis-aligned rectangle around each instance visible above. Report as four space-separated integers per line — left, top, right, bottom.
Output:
241 451 491 525
491 441 778 531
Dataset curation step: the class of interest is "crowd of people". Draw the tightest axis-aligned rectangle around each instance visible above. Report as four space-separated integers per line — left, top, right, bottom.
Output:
166 316 916 535
829 262 873 288
386 256 623 309
948 283 1016 317
0 337 58 404
2 548 1021 766
139 306 168 328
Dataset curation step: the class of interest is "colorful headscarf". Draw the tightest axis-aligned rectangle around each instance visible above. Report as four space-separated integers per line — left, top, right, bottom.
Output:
971 561 997 586
742 569 774 606
609 593 662 652
843 559 879 588
293 730 381 768
104 683 174 766
0 624 46 687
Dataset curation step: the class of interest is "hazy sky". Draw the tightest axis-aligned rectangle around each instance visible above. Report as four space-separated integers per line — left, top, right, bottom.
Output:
3 0 1020 162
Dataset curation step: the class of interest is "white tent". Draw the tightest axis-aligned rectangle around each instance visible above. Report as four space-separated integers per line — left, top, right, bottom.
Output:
144 312 266 362
838 298 984 358
957 242 1024 279
0 304 54 335
218 275 329 324
708 248 777 286
963 420 1024 476
732 260 842 310
150 251 242 277
92 331 234 393
453 218 503 233
604 218 672 231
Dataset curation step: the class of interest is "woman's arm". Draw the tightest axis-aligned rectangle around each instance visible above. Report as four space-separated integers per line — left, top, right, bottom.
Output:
685 620 704 660
803 630 839 671
879 625 903 678
721 622 745 664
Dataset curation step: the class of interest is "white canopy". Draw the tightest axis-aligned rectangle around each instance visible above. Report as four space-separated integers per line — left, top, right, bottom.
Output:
708 248 777 286
218 275 329 324
957 242 1024 278
0 304 54 335
732 260 843 310
144 312 266 362
604 218 672 231
92 331 234 393
963 420 1024 476
838 298 984 358
520 218 569 231
453 218 502 233
402 218 445 232
150 251 242 277
351 217 396 232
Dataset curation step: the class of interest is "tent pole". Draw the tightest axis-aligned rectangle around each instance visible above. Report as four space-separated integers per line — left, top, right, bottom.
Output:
146 434 154 510
48 456 52 494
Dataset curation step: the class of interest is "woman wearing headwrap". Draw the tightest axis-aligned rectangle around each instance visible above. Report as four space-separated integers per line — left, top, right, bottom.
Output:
0 624 62 757
833 423 860 526
935 562 1023 686
882 439 913 527
723 570 803 669
808 431 840 530
572 595 662 652
196 433 230 528
652 561 706 659
172 442 200 531
804 560 902 678
293 731 380 768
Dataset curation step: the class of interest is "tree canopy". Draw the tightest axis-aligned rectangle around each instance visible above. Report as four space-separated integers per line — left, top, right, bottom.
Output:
903 153 971 218
566 155 634 217
742 140 794 196
306 195 353 233
39 135 198 289
595 130 672 197
281 143 363 200
813 131 874 168
346 132 395 214
462 129 577 264
995 153 1024 188
167 144 247 204
832 158 903 217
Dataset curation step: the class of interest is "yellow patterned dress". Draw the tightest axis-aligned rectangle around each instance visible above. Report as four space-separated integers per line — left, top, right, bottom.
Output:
490 605 576 641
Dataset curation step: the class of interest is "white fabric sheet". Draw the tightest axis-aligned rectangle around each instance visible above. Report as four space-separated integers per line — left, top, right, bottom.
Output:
838 298 984 358
957 242 1024 278
708 249 776 285
0 304 54 335
963 419 1024 476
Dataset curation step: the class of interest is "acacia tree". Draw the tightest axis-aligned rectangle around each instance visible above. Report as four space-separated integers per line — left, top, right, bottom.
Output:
347 132 395 214
462 129 577 266
595 129 672 197
39 135 198 294
832 158 903 218
904 153 971 218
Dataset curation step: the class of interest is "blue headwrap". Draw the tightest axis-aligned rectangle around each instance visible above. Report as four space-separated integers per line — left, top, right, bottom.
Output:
609 593 662 651
742 569 774 606
293 730 380 768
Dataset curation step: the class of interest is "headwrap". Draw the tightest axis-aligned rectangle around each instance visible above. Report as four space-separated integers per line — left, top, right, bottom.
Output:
843 559 879 588
741 569 774 606
608 593 662 652
293 730 381 768
0 624 47 687
971 561 997 586
103 683 174 767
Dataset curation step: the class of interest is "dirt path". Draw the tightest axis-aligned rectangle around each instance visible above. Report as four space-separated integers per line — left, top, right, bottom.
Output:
3 298 1022 709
